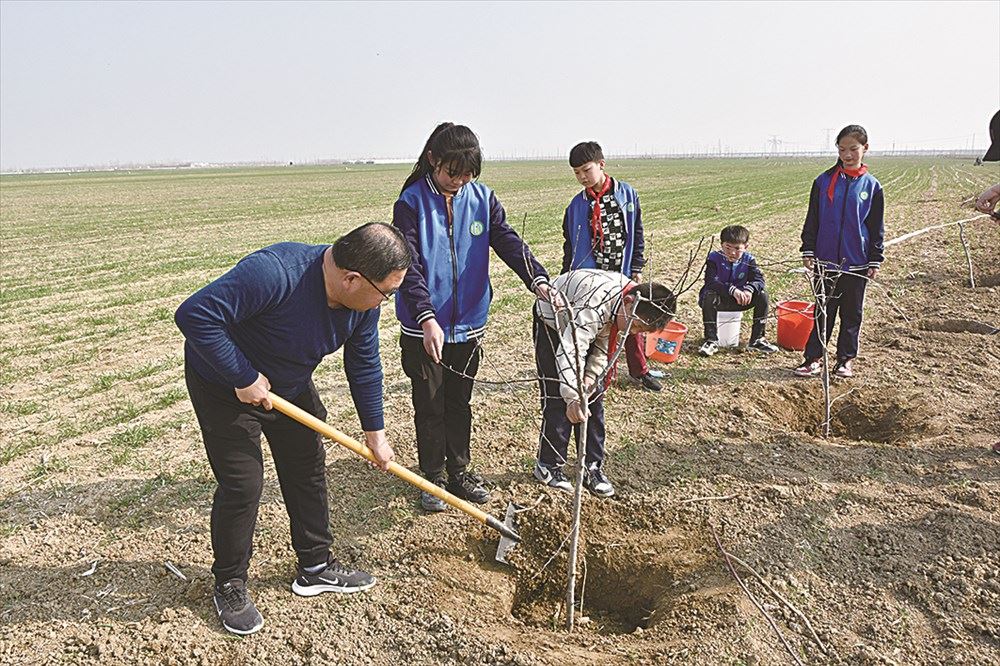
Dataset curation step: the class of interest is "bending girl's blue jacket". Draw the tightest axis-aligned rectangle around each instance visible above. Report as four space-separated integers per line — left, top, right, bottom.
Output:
562 179 645 274
800 168 885 271
393 176 548 342
698 250 766 306
174 243 385 431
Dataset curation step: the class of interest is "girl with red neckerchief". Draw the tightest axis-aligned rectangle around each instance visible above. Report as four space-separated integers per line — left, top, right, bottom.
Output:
794 125 885 380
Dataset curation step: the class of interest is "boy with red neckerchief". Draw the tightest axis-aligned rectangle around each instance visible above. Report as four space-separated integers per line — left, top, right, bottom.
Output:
795 124 885 379
561 141 664 391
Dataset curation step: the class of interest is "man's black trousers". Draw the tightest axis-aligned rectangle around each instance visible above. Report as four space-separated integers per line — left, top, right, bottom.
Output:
185 360 331 585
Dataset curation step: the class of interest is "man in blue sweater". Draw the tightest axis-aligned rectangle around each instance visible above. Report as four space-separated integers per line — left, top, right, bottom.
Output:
175 222 411 636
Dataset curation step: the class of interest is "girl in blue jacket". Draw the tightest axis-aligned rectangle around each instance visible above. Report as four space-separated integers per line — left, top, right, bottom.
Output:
392 122 558 511
794 125 885 379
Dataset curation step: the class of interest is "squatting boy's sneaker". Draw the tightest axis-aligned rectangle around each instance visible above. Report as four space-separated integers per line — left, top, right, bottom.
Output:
584 464 615 498
533 463 573 493
447 471 491 504
420 476 447 512
699 341 719 357
291 557 377 597
793 359 822 377
748 338 780 353
213 579 264 636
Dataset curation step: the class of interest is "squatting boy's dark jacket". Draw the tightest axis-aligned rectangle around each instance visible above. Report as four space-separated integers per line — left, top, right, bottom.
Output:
698 250 766 306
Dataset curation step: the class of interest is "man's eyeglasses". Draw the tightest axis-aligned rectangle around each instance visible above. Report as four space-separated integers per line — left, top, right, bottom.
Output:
357 271 398 302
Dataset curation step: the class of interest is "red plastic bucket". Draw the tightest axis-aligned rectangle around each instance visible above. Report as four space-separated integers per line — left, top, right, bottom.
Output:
644 321 688 363
776 300 815 351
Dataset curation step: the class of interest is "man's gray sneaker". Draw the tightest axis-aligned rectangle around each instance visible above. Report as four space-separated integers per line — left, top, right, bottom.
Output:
584 464 615 498
698 340 719 357
533 463 573 493
291 557 376 597
748 338 779 353
420 475 447 512
213 579 264 635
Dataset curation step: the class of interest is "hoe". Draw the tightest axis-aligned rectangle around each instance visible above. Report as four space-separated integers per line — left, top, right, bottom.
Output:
268 392 521 562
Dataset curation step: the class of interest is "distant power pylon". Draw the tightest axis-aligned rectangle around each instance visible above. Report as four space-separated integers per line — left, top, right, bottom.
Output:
768 135 782 153
822 127 834 149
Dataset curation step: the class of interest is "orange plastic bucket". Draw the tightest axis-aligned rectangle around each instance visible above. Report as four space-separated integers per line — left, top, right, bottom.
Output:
644 321 688 363
776 300 815 351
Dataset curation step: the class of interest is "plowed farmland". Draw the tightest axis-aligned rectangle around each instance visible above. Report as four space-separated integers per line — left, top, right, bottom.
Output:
2 157 998 665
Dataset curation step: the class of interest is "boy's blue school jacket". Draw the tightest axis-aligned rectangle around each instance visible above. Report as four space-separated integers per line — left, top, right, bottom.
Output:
698 250 766 306
393 176 548 343
800 167 885 272
561 178 645 275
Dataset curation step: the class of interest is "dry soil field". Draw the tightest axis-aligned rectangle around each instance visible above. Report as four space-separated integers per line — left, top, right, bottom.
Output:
1 157 998 665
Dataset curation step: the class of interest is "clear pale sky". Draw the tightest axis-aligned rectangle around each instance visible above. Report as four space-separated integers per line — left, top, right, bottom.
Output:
1 0 998 169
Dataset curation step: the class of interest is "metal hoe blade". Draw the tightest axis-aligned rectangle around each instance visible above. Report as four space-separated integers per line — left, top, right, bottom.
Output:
494 502 521 563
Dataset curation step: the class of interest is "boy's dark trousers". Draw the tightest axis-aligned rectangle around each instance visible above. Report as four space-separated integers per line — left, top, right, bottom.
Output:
184 360 332 586
399 335 481 481
804 271 867 361
701 289 769 342
533 311 606 469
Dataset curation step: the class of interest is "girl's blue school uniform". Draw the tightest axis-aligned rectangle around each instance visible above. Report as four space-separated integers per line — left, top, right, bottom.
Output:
799 166 885 362
800 168 884 271
394 176 548 342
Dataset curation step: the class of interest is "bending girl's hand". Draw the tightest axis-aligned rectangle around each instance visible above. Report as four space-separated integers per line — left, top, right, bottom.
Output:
235 373 272 410
565 399 589 424
535 283 566 311
364 430 394 471
421 318 444 364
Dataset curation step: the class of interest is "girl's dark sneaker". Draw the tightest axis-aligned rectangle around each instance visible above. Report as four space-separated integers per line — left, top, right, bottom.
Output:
213 579 264 635
291 558 376 597
420 475 447 512
447 471 491 504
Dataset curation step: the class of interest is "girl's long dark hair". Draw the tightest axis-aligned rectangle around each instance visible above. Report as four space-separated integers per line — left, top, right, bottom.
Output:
832 124 868 169
400 122 483 194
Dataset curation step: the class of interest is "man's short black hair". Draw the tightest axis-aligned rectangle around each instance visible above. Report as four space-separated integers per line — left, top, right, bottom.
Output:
720 225 750 245
569 141 604 168
332 223 412 282
632 282 676 331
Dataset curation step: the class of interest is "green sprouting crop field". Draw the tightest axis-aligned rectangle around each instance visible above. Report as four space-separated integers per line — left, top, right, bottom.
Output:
1 157 998 665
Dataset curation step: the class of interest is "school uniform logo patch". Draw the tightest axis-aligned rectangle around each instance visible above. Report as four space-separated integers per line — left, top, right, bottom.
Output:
627 202 635 212
859 191 869 201
470 220 485 236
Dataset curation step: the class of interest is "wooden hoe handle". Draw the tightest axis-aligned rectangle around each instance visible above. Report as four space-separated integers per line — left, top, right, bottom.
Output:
267 392 519 542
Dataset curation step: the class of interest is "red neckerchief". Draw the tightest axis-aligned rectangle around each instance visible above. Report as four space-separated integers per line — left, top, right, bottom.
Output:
604 283 636 389
586 175 613 250
827 164 868 202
